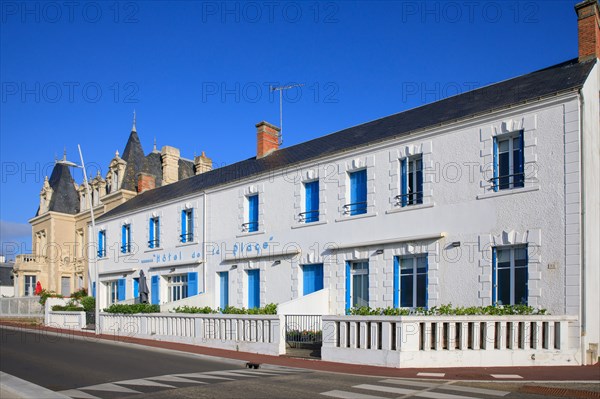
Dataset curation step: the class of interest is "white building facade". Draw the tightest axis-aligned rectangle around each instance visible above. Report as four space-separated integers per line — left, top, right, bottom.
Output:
95 1 600 366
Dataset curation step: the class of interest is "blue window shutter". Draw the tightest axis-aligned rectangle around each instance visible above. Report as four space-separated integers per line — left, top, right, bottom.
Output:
305 184 312 221
189 209 194 241
315 264 323 291
92 282 96 298
492 247 497 305
121 225 126 253
220 272 229 309
493 139 499 192
181 210 187 243
248 269 260 308
305 181 319 222
98 231 104 257
117 278 126 301
350 172 357 214
248 195 258 232
393 257 399 308
345 262 351 313
133 278 139 298
357 170 367 213
401 159 408 206
187 272 198 296
149 219 154 248
151 275 159 305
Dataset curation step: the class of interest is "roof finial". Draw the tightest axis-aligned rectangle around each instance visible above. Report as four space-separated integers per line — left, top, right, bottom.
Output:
153 137 157 152
132 110 137 132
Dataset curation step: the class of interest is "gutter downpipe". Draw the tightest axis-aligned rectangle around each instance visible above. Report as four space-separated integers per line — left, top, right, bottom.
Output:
577 90 587 364
202 191 207 294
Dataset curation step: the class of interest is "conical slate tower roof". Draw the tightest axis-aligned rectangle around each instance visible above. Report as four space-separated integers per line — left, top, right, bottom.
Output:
120 129 146 192
45 162 80 215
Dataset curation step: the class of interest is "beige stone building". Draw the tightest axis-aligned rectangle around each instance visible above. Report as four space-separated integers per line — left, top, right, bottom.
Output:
13 117 212 297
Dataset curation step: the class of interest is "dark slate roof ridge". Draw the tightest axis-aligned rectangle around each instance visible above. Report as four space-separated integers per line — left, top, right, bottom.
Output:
97 57 596 222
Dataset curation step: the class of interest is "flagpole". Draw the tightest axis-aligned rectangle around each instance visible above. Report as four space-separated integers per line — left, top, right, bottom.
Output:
78 144 99 335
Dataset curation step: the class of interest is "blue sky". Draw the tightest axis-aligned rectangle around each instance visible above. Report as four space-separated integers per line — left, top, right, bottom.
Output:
0 1 578 258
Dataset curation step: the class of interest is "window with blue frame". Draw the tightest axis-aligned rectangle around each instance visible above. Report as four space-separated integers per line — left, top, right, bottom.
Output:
394 255 427 308
493 245 528 305
148 217 160 248
108 280 125 304
399 156 423 207
302 180 319 223
180 209 194 243
245 194 259 232
493 131 524 191
219 271 229 309
98 230 106 258
121 224 131 253
248 269 260 308
302 264 324 295
347 169 367 215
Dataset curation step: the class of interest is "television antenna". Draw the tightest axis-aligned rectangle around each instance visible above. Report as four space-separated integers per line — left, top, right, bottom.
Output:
270 83 304 145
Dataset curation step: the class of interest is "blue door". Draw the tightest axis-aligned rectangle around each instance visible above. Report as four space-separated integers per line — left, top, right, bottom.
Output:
303 264 324 295
219 272 229 309
248 269 260 309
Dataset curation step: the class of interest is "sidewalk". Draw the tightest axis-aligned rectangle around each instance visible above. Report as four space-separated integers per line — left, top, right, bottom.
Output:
1 321 599 382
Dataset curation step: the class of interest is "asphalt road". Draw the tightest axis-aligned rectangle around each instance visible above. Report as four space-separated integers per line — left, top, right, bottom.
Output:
1 326 598 399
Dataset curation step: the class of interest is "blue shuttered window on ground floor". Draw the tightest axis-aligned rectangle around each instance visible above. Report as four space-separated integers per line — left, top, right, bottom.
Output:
133 278 139 299
187 272 198 296
303 264 324 295
151 275 159 305
219 272 229 309
248 269 260 309
117 278 126 302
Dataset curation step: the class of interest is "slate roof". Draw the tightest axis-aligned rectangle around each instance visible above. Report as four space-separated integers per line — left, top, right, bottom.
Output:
97 58 597 222
41 162 80 215
121 130 147 192
143 152 164 187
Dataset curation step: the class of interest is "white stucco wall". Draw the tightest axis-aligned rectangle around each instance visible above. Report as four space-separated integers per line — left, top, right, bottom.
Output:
94 89 596 362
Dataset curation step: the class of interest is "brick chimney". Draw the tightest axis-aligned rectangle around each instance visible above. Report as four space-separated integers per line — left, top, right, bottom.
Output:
576 0 600 62
194 151 213 175
161 145 180 185
137 172 156 193
256 121 280 158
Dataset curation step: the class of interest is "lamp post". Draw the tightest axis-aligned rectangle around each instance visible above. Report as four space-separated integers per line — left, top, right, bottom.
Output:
76 145 99 334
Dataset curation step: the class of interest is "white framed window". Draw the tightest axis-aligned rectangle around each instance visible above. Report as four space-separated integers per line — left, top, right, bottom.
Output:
148 217 160 248
301 180 320 223
24 275 37 297
181 209 194 243
494 245 528 305
121 224 131 253
398 155 423 207
108 280 119 305
493 131 524 191
395 255 427 308
168 274 188 302
347 261 369 309
243 194 259 232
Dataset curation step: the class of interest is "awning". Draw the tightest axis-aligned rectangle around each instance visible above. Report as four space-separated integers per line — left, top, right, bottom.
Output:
331 233 445 250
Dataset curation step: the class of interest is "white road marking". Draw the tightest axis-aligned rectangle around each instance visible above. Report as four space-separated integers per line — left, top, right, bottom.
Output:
204 370 262 378
321 390 389 399
380 379 508 397
417 372 446 377
354 384 473 399
57 390 101 399
490 374 523 379
175 372 234 380
379 379 443 388
150 375 208 384
114 378 175 388
80 383 141 393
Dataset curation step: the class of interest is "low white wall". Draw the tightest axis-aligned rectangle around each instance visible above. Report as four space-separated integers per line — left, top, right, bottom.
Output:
99 312 285 356
0 296 43 317
278 288 331 315
160 293 213 312
0 286 15 297
46 311 86 329
322 315 579 368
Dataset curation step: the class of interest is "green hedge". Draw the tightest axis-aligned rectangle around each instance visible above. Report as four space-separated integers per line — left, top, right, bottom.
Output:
174 303 278 315
348 304 547 316
52 305 84 312
80 296 95 312
103 304 160 314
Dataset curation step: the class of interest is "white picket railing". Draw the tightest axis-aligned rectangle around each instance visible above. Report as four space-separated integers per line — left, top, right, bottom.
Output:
322 315 578 367
0 296 43 317
46 311 86 329
98 313 285 356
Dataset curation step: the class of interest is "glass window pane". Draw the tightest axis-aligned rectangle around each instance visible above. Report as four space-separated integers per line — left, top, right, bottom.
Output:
497 248 510 267
400 275 413 307
512 136 521 150
497 268 511 305
353 274 369 307
416 256 427 274
514 267 528 305
400 258 413 274
514 247 527 262
416 274 427 307
498 139 509 152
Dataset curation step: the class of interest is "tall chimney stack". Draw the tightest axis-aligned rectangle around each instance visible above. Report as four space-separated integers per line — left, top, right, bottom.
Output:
576 0 600 62
256 121 280 159
194 151 213 175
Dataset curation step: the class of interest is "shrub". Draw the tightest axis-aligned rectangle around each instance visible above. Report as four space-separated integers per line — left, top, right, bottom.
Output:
173 306 216 314
104 304 160 314
52 304 84 312
70 288 88 300
348 304 547 316
38 289 63 306
80 296 95 312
